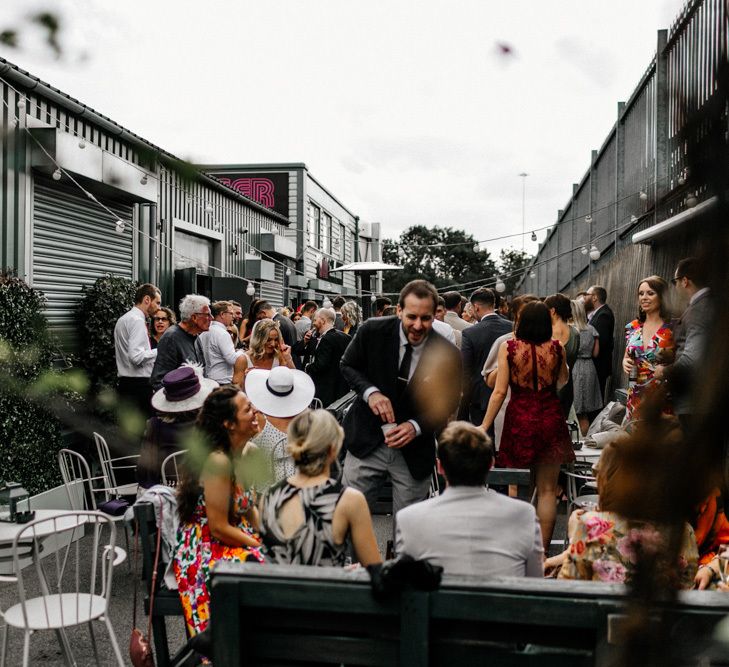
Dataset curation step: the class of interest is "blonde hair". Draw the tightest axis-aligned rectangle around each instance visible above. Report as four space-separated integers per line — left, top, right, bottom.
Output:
286 409 343 477
249 318 281 361
571 299 589 331
340 301 362 328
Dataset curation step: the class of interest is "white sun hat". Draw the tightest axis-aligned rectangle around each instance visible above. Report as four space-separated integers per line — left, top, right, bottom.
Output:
244 366 315 418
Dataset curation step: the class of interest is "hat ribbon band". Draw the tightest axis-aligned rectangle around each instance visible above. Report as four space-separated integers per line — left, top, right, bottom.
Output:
265 378 294 397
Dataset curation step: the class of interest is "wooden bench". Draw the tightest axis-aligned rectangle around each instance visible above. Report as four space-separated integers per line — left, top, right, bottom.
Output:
134 502 184 667
210 563 729 666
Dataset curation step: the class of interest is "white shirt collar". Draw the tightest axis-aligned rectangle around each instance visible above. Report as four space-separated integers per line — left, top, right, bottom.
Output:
132 306 147 319
480 312 497 321
211 320 226 329
690 287 710 305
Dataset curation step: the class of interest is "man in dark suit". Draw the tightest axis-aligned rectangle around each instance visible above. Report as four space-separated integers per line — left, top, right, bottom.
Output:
305 308 351 408
653 257 711 429
585 285 614 403
460 288 512 426
340 280 462 517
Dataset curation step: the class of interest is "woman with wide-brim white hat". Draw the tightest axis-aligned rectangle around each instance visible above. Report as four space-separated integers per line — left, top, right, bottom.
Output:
137 364 218 488
245 366 315 485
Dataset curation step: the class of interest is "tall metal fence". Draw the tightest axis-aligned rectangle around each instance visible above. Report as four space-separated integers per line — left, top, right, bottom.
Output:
518 0 728 300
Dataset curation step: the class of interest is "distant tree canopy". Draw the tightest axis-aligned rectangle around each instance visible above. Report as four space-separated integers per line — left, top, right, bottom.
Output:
381 225 532 297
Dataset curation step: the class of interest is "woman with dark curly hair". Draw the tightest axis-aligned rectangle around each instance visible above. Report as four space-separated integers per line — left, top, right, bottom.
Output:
173 386 264 636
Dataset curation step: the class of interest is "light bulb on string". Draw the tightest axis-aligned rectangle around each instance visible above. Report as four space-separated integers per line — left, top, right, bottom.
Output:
285 268 292 277
78 138 86 149
370 294 377 303
323 298 333 309
639 190 648 201
530 231 537 242
246 282 255 297
581 246 588 255
213 221 221 231
140 174 148 185
589 245 600 261
584 214 592 224
473 243 479 253
630 214 638 223
16 96 25 109
52 168 62 181
677 171 686 186
115 219 125 234
685 193 698 208
529 271 536 279
495 278 506 293
204 202 214 214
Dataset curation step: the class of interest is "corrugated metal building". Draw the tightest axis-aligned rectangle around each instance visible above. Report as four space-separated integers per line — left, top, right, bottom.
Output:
516 0 727 386
201 163 382 306
0 57 290 349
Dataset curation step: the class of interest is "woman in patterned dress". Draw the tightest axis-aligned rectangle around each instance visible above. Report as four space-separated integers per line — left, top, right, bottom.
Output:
622 276 675 422
173 386 265 636
260 409 381 567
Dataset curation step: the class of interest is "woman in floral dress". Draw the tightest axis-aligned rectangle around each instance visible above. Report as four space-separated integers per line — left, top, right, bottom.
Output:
551 442 697 587
173 386 265 636
622 276 675 421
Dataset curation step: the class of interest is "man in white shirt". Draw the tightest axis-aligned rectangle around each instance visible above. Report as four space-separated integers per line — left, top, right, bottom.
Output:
396 421 543 576
114 283 161 415
198 300 244 384
442 291 471 349
432 296 457 345
295 300 318 341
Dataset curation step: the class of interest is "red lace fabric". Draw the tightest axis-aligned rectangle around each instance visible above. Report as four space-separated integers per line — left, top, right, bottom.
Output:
497 339 575 468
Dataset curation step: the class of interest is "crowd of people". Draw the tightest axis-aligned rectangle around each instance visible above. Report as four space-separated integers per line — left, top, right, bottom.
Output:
112 253 719 641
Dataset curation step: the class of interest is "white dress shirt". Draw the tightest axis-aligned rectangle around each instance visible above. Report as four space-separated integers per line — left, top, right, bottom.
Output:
197 320 244 383
114 306 157 377
587 303 604 322
432 318 456 345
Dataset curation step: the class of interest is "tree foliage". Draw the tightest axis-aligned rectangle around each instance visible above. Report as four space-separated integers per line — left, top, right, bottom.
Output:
381 226 532 297
497 247 533 296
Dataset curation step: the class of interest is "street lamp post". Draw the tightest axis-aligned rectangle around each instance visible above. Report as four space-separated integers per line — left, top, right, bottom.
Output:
518 172 528 251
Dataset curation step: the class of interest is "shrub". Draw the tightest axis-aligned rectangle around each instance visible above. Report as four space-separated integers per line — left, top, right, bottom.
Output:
75 274 139 389
0 270 64 495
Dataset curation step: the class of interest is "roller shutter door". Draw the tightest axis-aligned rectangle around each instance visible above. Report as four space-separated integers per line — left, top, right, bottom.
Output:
32 180 134 348
258 263 284 308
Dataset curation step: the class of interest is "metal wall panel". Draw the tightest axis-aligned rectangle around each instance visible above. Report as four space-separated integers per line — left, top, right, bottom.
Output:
32 180 133 348
259 263 284 307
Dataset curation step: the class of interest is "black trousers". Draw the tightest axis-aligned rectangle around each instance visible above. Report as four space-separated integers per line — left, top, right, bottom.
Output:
117 376 153 417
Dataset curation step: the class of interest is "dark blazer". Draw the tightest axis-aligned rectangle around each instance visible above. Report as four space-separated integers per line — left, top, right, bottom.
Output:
306 329 351 408
274 313 297 349
334 313 346 332
666 290 711 415
340 316 461 480
589 304 615 395
460 314 513 418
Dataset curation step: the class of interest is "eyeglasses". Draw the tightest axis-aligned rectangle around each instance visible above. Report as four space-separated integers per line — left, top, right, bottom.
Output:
152 317 169 322
193 312 213 319
671 276 684 285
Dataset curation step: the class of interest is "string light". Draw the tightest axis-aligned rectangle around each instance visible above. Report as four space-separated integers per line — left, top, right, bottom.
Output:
285 268 292 277
115 219 125 234
52 168 62 181
370 294 376 303
584 214 592 224
529 271 536 279
630 214 638 223
78 138 86 149
322 298 333 309
246 282 256 296
140 174 148 185
581 246 588 255
685 193 698 208
589 245 600 261
639 190 648 201
204 202 214 214
495 278 506 293
530 231 537 242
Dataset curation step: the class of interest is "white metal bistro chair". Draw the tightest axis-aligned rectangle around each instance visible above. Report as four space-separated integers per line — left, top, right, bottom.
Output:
0 511 126 667
94 431 139 500
57 449 132 568
161 450 186 486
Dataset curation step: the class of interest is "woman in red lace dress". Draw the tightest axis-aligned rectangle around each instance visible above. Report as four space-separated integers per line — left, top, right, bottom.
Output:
481 301 574 551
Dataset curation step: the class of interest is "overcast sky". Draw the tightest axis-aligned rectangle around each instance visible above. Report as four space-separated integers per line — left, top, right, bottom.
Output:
1 0 681 255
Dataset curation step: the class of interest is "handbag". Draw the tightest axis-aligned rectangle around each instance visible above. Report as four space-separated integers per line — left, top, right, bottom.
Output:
98 497 130 516
130 500 164 667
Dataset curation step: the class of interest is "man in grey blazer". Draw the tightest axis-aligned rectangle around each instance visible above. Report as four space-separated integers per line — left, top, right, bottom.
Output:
395 422 543 577
654 257 712 429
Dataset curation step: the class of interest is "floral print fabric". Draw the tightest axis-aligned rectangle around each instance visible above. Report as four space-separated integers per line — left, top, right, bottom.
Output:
559 510 697 588
624 319 675 420
173 483 264 636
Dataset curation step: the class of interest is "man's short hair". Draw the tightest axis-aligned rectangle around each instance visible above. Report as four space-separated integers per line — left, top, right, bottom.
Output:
374 296 392 313
443 291 462 310
437 421 494 486
332 296 345 309
437 296 446 308
302 300 318 314
179 294 211 322
676 257 707 288
382 305 397 316
211 300 232 318
398 280 438 312
589 286 607 304
315 308 336 324
135 283 160 304
470 288 496 308
230 300 241 309
256 301 274 317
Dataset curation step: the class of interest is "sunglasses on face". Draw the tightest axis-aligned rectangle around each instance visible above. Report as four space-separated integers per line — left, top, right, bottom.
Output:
152 317 169 322
671 276 684 285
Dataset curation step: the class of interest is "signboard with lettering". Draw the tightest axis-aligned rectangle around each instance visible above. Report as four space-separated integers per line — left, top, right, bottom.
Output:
214 172 289 218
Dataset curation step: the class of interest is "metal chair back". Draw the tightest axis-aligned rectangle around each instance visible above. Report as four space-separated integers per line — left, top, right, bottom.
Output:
94 431 139 499
58 449 100 511
161 450 185 486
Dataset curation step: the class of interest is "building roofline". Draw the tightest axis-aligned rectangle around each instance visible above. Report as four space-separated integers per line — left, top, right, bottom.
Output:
0 57 290 225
